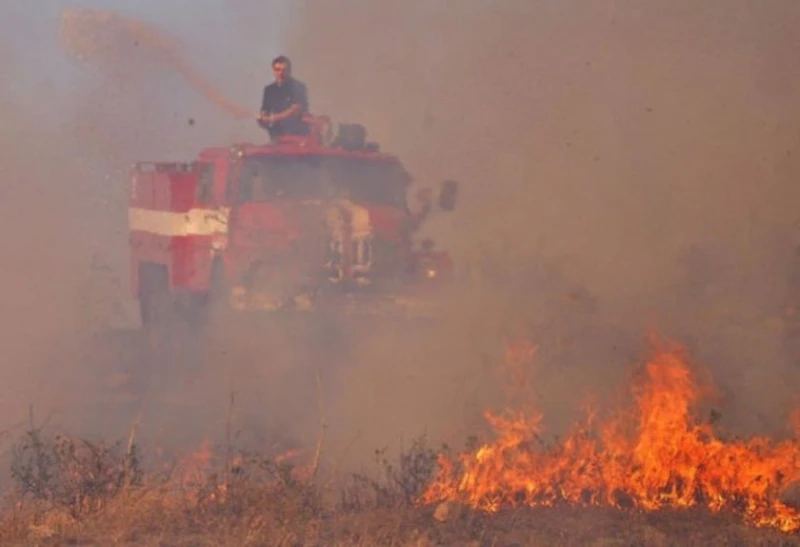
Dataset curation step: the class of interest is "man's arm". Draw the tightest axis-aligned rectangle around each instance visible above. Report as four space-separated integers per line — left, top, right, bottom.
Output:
257 86 271 128
294 80 309 113
266 81 309 123
261 86 271 113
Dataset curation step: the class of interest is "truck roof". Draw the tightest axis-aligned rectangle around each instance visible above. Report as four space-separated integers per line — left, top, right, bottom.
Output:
198 115 399 163
197 140 398 163
132 115 405 173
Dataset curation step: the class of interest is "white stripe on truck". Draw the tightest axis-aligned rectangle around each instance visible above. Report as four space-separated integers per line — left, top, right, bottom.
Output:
128 207 230 237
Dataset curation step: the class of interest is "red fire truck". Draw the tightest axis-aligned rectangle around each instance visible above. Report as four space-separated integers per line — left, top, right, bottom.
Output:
128 114 458 334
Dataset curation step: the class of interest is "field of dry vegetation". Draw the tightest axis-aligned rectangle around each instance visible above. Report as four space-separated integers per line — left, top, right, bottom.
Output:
0 343 797 547
0 426 796 546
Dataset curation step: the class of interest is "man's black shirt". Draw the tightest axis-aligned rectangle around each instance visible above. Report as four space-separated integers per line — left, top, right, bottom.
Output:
259 77 309 137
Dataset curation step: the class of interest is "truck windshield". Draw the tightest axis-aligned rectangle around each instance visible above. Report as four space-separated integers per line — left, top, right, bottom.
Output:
238 155 411 208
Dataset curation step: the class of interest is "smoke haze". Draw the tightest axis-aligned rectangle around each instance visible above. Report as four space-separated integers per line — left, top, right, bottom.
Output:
0 0 799 480
282 0 800 451
0 1 285 463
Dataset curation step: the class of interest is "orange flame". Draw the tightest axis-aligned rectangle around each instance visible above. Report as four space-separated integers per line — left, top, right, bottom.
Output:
420 340 800 533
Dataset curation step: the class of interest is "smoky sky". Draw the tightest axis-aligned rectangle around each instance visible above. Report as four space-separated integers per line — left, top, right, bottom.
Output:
282 0 800 440
0 0 291 442
0 0 798 468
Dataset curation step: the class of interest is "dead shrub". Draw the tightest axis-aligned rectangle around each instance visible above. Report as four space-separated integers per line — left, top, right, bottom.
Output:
343 434 444 511
9 424 142 520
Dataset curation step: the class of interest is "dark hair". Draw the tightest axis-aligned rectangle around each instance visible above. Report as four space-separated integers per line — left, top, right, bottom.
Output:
272 55 292 70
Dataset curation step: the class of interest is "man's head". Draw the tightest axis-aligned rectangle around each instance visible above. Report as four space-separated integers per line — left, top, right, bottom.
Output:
271 55 292 84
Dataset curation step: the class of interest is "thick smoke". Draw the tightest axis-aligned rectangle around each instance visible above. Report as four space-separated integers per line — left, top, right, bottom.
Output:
0 4 277 467
279 0 800 459
2 0 799 483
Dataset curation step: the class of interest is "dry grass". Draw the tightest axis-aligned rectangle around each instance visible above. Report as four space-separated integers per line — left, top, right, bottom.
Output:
2 495 797 546
0 425 797 546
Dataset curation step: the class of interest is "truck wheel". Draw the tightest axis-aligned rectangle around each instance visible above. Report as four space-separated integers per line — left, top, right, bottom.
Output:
206 258 231 324
138 263 208 385
139 265 172 328
138 263 178 352
175 294 210 332
165 258 227 340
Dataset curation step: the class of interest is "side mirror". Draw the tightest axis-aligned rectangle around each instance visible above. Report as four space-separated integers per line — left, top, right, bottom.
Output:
438 180 458 212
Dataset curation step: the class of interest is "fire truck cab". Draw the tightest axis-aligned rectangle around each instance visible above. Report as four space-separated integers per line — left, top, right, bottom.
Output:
128 114 458 331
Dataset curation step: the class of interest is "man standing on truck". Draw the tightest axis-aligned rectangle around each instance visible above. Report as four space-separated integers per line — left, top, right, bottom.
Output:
258 55 309 139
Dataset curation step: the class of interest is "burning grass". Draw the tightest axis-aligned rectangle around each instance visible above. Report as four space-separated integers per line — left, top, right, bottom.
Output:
0 434 795 546
421 337 800 535
0 336 797 545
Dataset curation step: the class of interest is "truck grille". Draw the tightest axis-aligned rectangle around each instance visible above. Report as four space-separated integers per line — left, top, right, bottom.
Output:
324 236 397 283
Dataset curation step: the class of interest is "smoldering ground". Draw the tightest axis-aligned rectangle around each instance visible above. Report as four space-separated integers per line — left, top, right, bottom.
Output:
1 0 799 488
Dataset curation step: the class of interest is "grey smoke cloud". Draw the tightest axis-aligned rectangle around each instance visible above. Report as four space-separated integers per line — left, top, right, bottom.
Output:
0 0 798 480
0 0 291 451
279 0 800 451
